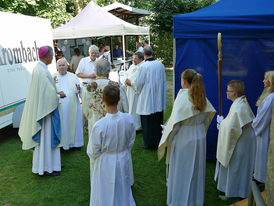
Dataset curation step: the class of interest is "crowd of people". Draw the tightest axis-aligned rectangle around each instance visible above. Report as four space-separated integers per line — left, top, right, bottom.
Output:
18 43 274 205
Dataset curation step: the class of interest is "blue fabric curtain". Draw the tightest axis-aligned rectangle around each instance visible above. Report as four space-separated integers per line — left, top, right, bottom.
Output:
175 38 274 159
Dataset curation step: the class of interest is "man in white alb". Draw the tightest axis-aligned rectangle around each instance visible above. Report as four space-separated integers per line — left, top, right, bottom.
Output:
19 46 66 176
53 58 84 150
134 46 166 149
124 52 144 131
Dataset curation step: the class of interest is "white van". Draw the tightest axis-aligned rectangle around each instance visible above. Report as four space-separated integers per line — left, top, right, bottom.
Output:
0 12 56 129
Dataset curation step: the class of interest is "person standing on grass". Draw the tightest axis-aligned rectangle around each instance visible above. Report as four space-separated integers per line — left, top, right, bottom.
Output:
124 51 144 131
53 58 84 150
87 85 136 206
134 46 166 149
158 69 215 206
19 46 66 176
215 80 256 200
252 70 274 184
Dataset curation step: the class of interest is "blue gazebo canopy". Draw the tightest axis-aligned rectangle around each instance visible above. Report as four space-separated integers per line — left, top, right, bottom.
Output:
173 0 274 159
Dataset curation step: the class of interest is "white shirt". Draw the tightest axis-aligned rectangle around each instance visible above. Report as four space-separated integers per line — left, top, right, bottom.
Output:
75 56 97 84
136 46 143 53
134 58 166 115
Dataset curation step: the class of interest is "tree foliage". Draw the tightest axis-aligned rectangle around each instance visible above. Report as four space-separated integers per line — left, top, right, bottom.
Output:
0 0 73 28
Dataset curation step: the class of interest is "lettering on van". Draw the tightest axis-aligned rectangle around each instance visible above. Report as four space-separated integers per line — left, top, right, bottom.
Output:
0 41 39 66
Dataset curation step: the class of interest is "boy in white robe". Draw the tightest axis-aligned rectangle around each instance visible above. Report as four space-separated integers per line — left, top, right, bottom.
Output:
19 46 66 176
87 85 136 206
252 70 274 184
215 80 256 199
124 52 144 131
53 58 84 150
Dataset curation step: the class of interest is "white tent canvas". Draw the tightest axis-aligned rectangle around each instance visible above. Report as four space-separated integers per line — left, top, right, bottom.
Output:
52 1 149 40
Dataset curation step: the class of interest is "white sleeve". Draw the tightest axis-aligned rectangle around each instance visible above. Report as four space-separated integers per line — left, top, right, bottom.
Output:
128 117 136 150
252 95 274 136
87 124 102 160
75 58 84 74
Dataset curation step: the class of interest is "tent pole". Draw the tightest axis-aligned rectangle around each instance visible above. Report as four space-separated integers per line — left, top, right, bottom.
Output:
148 27 151 45
122 35 126 67
110 36 113 63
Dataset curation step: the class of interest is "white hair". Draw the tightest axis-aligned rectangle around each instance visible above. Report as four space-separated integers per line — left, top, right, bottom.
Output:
89 45 99 53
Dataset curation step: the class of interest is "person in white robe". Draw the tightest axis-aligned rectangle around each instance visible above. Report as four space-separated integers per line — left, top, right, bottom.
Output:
158 69 216 206
19 46 66 176
215 80 256 199
266 104 274 206
82 58 132 187
87 85 136 206
134 46 166 149
124 51 144 131
53 58 84 150
252 70 274 184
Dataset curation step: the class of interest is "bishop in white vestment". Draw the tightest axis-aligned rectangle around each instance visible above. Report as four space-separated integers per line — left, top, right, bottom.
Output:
53 58 84 150
87 85 136 206
19 46 65 176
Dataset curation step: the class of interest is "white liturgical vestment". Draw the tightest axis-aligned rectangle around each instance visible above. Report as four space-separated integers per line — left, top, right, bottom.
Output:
87 112 136 206
134 58 166 115
252 92 274 183
53 72 84 150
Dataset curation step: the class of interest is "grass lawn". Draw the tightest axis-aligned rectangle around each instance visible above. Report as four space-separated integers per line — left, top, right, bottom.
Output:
0 69 231 206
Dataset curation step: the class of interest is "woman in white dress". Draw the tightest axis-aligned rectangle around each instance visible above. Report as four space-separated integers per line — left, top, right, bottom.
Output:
158 69 215 206
252 70 274 184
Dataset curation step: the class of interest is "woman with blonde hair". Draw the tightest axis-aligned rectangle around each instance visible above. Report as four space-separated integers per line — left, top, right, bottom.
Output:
158 69 216 206
252 70 274 184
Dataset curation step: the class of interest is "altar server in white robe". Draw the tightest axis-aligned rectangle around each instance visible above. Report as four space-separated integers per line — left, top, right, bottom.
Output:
53 58 84 150
134 46 166 149
19 46 66 176
215 80 256 199
124 51 144 131
252 70 274 184
158 69 216 206
87 85 136 206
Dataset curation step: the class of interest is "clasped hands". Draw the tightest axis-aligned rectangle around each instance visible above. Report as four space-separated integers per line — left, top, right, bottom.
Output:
216 115 224 130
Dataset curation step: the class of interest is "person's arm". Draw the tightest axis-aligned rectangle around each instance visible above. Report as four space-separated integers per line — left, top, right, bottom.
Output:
76 73 96 79
128 118 136 150
252 95 274 136
87 124 102 160
75 59 96 79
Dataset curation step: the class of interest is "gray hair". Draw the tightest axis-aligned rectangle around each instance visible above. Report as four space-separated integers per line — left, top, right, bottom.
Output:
56 57 69 66
94 58 111 76
143 46 153 56
89 45 99 53
134 51 144 60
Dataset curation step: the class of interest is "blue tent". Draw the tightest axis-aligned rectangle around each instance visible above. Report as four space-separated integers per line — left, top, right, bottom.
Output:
173 0 274 159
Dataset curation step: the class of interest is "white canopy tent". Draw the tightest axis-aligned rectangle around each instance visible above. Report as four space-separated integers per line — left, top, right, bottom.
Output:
52 1 150 62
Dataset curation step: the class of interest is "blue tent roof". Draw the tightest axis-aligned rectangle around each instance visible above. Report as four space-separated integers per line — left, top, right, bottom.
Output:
174 0 274 38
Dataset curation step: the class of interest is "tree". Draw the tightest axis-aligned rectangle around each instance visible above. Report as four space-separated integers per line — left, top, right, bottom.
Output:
0 0 73 28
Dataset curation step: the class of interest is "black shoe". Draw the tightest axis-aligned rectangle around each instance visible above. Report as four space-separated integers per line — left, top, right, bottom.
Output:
51 171 61 176
61 164 65 169
140 145 149 149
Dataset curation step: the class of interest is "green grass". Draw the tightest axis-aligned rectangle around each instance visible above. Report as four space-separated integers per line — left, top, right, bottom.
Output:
0 69 230 206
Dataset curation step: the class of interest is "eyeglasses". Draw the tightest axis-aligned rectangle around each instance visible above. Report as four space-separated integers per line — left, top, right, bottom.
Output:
226 90 234 92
